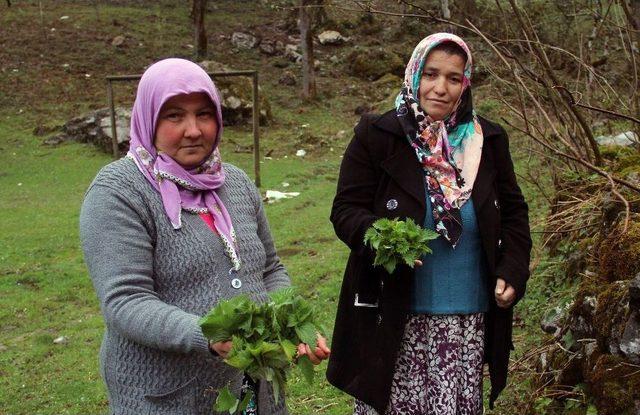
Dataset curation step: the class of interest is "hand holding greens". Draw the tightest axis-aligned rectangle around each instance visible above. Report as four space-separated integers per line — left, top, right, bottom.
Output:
198 288 323 414
363 218 439 274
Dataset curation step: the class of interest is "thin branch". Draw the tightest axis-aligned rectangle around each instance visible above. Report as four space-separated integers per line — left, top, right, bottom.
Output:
554 86 640 124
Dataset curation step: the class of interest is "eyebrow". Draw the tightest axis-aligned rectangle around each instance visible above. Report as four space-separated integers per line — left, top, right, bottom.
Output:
159 105 184 113
422 66 464 77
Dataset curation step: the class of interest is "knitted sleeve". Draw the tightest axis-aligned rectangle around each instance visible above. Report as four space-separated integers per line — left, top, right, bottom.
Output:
79 183 211 356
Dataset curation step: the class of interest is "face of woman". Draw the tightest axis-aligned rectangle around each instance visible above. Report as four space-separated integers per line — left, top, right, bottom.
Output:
418 50 466 121
154 92 219 169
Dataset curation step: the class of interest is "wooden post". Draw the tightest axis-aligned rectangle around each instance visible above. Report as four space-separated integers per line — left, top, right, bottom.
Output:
193 0 208 60
252 72 261 188
107 81 119 159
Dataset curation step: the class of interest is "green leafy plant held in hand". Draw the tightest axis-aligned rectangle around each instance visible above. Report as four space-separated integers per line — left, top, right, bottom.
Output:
198 288 323 414
364 218 439 274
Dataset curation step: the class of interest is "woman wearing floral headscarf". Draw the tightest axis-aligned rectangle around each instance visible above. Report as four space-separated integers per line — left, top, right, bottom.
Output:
80 58 329 415
327 34 531 414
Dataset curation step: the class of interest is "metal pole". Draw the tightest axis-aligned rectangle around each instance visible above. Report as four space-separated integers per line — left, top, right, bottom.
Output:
107 80 119 159
252 71 261 188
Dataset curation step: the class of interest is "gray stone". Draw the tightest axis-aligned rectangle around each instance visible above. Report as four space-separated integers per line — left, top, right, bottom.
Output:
347 47 404 80
595 131 638 146
541 306 566 337
259 40 277 55
584 340 598 359
630 272 640 311
225 96 242 110
278 71 297 86
100 108 132 144
53 336 68 345
43 107 131 154
620 311 640 363
231 32 259 49
318 30 346 45
284 44 301 62
112 35 125 47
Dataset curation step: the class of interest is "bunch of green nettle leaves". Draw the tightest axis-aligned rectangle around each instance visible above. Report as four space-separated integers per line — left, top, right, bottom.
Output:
364 218 439 274
199 288 323 414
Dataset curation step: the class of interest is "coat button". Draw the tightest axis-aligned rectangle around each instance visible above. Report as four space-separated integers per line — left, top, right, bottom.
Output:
231 278 242 289
498 238 503 248
494 199 500 209
386 199 398 210
377 314 383 325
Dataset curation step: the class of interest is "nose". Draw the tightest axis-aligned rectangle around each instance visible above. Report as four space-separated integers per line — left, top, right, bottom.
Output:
432 77 447 96
184 114 202 139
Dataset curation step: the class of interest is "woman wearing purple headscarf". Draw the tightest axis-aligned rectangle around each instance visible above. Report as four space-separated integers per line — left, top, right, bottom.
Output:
327 34 531 414
80 58 328 415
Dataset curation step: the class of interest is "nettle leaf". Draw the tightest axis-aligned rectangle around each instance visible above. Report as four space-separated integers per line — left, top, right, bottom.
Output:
297 354 315 384
199 295 254 343
363 218 439 274
295 321 317 347
280 339 297 361
214 386 240 413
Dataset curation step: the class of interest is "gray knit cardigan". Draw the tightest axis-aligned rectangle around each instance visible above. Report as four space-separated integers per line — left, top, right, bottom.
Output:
80 158 290 415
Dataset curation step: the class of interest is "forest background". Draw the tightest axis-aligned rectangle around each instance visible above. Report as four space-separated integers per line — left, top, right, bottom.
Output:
1 1 640 414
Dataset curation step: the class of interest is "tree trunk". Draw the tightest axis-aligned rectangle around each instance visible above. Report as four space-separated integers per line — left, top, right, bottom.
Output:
299 0 316 100
441 0 451 20
193 0 207 60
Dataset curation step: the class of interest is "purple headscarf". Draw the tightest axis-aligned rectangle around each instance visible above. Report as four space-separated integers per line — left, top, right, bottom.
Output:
127 58 241 270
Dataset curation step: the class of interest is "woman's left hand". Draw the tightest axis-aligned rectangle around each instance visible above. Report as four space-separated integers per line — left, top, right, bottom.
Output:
495 278 516 308
297 334 331 365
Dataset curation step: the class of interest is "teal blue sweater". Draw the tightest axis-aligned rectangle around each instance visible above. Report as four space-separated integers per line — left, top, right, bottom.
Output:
411 195 490 314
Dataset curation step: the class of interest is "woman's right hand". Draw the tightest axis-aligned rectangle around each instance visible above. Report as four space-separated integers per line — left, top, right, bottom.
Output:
209 340 232 358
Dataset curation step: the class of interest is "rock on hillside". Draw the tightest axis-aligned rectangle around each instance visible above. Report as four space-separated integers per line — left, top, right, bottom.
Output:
44 107 131 154
346 47 404 81
533 168 640 415
199 60 273 126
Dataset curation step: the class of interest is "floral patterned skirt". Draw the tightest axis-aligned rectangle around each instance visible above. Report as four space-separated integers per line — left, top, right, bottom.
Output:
354 313 485 415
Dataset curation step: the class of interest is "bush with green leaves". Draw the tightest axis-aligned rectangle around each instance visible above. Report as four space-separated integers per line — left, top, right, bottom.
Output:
198 288 322 414
364 218 439 274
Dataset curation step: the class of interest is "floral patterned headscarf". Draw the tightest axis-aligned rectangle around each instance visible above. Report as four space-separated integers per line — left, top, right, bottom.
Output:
127 58 241 270
395 33 483 248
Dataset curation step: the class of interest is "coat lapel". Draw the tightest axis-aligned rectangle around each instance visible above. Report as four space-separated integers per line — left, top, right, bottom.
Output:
374 111 426 208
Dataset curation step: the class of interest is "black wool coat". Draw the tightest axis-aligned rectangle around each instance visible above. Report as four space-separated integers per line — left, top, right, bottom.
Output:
326 109 532 412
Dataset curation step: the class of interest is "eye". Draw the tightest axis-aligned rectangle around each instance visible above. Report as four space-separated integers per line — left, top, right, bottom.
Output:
450 77 462 84
163 111 183 121
197 110 215 118
422 72 437 79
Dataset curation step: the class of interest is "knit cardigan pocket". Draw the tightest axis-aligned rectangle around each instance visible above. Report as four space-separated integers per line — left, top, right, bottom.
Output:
143 375 197 415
